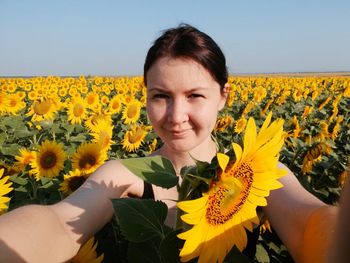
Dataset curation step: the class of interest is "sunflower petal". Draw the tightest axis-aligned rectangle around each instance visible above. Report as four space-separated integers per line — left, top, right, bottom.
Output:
217 153 229 171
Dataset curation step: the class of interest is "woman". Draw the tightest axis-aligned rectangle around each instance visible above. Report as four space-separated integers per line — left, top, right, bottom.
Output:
0 24 342 262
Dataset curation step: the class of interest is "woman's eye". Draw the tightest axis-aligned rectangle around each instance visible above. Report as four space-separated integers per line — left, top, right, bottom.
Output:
153 94 169 99
189 94 204 99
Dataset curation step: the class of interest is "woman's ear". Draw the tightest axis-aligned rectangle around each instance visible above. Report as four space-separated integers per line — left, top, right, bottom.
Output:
218 83 230 110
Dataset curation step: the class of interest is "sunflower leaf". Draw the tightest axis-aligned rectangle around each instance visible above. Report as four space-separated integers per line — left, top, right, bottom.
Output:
120 156 178 188
112 198 168 243
159 229 183 263
127 240 162 263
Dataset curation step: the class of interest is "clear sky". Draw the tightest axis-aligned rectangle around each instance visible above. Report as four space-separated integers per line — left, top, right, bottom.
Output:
1 0 349 76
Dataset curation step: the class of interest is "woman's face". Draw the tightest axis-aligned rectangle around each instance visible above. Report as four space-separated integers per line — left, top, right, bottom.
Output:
146 57 227 153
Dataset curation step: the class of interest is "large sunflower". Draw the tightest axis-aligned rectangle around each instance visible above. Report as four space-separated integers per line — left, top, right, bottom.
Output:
0 168 13 214
71 142 107 174
177 113 287 263
60 169 89 195
30 140 67 180
71 236 104 263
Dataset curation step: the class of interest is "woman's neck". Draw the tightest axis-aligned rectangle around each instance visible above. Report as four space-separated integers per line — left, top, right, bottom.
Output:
156 138 217 174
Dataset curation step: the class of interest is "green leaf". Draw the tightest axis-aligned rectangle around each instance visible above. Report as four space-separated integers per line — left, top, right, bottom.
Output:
120 156 178 188
159 229 183 263
255 243 270 263
112 198 168 242
224 245 250 263
10 175 28 186
69 134 86 142
1 144 21 156
128 240 162 263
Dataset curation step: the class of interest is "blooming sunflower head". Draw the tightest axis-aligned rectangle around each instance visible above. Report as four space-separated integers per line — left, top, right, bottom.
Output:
88 119 114 151
0 168 13 215
122 125 147 152
67 96 88 125
71 142 107 174
177 112 287 263
121 99 142 124
60 169 89 195
26 97 57 122
71 236 104 263
14 148 35 171
30 140 67 180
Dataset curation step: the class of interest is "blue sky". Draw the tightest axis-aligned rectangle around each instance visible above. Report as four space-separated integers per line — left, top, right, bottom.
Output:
1 0 349 76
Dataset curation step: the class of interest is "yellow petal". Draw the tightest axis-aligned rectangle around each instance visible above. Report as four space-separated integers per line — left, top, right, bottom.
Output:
217 152 229 171
243 117 257 158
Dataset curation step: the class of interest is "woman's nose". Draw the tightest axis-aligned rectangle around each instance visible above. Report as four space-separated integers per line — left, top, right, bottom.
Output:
167 99 189 125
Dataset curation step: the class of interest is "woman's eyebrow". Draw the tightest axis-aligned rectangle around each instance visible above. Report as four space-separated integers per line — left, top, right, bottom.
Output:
148 87 169 93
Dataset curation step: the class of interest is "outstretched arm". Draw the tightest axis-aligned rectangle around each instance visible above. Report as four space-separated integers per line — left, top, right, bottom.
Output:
328 168 350 263
264 163 338 263
0 160 143 262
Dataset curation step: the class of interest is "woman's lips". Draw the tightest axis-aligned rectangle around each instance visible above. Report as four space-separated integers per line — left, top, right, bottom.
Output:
168 129 191 138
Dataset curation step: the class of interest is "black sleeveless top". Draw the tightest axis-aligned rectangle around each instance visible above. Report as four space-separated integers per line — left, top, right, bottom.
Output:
97 182 259 262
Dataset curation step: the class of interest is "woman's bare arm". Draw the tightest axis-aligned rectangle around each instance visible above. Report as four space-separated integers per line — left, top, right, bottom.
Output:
328 169 350 262
264 163 337 263
0 159 143 262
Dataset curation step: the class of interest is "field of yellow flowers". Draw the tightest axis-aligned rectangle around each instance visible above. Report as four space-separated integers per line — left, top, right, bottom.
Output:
0 75 349 262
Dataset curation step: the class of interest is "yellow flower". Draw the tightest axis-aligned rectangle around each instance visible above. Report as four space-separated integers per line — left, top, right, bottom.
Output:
14 148 35 171
60 169 89 195
108 95 122 114
148 138 158 153
0 93 7 114
86 92 99 109
30 140 67 180
122 125 147 152
26 97 57 121
302 142 332 174
177 113 286 263
291 115 302 138
85 111 112 131
71 142 107 174
214 115 234 132
67 96 88 124
234 117 247 134
122 99 142 124
259 217 272 234
5 93 26 115
302 105 313 119
0 169 13 215
88 119 114 150
71 237 104 263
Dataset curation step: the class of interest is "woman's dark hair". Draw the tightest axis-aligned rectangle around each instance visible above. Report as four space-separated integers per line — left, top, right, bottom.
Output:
144 24 228 88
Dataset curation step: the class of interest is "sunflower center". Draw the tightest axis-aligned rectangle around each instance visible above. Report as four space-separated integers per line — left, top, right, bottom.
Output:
73 103 84 117
87 95 95 105
34 100 51 115
79 154 97 170
127 105 138 118
9 99 17 107
68 176 87 192
112 100 120 110
206 163 254 225
128 128 144 143
40 151 57 169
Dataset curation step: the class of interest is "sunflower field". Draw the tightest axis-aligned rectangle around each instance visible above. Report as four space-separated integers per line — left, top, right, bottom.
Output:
0 75 349 262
